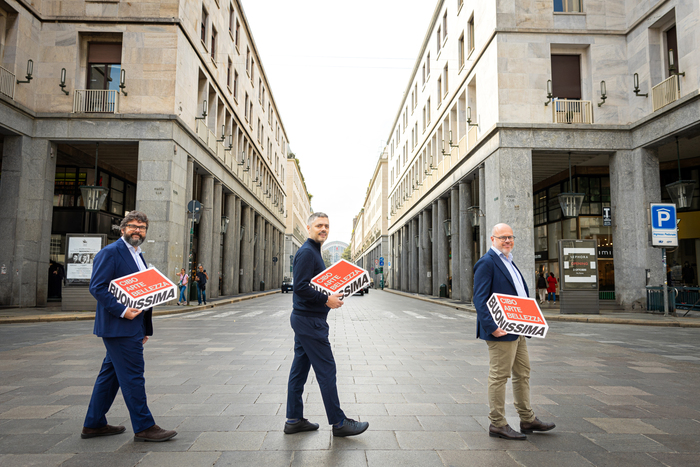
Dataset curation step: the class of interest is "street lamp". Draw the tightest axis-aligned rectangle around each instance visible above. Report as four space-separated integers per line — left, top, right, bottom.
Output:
428 228 433 242
79 142 108 212
557 152 585 218
414 235 419 248
220 216 230 235
467 206 484 227
666 136 697 210
443 219 452 238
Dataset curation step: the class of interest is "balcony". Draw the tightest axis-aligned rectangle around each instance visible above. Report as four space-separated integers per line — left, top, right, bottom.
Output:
652 75 680 112
0 66 15 99
552 99 592 124
73 90 119 113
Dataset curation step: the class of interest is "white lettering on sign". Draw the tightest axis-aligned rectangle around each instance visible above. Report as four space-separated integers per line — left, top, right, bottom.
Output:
657 209 670 225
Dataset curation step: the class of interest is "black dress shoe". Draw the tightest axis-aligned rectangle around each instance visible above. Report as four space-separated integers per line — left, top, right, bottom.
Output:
284 418 319 434
520 417 555 434
489 424 527 440
81 424 126 439
332 418 369 437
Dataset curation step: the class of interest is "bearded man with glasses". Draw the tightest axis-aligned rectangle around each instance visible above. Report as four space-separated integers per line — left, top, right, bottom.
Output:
473 223 555 441
82 211 177 443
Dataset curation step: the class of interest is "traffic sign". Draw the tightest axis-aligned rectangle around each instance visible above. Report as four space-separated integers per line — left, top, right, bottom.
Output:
379 257 384 266
650 203 678 247
375 259 379 266
602 207 611 226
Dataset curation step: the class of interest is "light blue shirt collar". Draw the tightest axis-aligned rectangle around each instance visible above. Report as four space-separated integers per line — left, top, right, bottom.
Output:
491 245 527 298
120 236 146 271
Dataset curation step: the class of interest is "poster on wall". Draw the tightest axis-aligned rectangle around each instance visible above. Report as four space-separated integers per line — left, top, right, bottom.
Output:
65 234 107 285
558 239 599 291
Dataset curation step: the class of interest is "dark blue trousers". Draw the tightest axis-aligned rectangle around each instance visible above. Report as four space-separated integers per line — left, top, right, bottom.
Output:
286 313 346 425
84 335 155 433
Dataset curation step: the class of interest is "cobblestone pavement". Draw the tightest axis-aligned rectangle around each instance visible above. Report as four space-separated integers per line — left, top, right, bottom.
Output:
1 290 700 466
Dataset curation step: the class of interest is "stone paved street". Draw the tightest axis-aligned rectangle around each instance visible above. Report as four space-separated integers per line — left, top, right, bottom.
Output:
1 290 700 466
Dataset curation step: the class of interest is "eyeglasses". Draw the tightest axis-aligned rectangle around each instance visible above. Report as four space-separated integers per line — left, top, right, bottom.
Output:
125 224 148 232
493 235 515 242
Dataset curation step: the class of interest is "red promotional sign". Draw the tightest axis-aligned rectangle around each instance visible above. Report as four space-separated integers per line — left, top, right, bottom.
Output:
108 267 177 309
487 293 548 338
310 259 370 299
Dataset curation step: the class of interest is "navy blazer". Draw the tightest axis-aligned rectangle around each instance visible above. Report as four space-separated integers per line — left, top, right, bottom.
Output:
90 239 153 338
473 248 530 341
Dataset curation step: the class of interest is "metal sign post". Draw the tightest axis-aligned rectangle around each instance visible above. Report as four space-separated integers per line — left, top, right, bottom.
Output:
650 203 678 317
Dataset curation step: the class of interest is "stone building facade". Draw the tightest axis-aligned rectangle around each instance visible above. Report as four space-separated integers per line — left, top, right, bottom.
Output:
381 0 700 307
0 0 289 307
283 154 311 280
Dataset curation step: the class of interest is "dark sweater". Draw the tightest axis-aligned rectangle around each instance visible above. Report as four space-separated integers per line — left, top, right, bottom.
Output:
292 238 330 316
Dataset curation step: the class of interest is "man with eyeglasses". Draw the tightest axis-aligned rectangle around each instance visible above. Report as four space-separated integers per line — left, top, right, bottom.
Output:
82 211 177 443
473 223 555 441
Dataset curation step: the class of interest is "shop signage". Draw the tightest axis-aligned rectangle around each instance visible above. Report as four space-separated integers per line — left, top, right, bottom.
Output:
534 251 549 261
559 239 598 290
109 267 177 309
487 293 548 338
65 234 107 285
650 203 678 247
603 207 612 226
597 246 613 258
310 259 369 299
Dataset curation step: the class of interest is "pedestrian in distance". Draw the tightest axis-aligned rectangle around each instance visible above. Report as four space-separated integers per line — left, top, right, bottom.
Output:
536 273 547 304
82 211 177 442
546 272 558 304
473 223 555 441
177 268 188 305
194 264 208 305
285 212 369 437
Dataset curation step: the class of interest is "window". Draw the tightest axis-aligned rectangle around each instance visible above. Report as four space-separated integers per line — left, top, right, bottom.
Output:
235 19 240 50
246 47 250 75
458 0 464 11
251 59 255 82
227 57 232 88
411 128 415 151
229 4 234 35
233 70 238 100
248 100 253 126
551 54 581 98
87 43 122 92
414 83 418 108
262 87 265 107
211 27 217 62
414 123 418 146
244 93 249 120
443 11 448 40
426 97 431 124
201 7 208 45
436 26 442 52
443 63 448 95
554 0 583 13
426 52 430 76
422 106 426 131
422 63 426 85
411 90 415 112
458 33 465 69
258 78 262 102
437 76 442 105
468 16 475 54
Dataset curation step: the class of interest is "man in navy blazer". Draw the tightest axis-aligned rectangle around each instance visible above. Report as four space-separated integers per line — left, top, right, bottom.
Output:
473 223 555 441
82 211 177 442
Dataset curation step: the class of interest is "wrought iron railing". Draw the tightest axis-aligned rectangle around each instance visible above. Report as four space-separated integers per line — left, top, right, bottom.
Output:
0 66 15 99
73 90 119 113
552 99 593 124
652 75 680 112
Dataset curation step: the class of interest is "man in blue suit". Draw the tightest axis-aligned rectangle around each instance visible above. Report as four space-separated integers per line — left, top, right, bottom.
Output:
473 223 555 441
82 211 177 442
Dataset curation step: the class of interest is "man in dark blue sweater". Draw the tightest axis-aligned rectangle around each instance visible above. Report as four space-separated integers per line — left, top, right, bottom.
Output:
284 212 369 437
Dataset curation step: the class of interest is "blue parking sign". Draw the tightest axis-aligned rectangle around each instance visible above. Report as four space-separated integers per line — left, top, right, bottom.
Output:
379 257 384 266
650 203 678 247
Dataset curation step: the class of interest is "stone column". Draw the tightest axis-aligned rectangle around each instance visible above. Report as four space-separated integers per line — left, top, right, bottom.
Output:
483 148 535 295
222 194 237 295
478 165 487 259
437 197 448 296
432 201 439 295
418 214 424 294
198 175 214 280
264 222 272 289
401 226 409 292
278 231 285 287
240 205 253 293
451 187 460 300
410 218 418 293
392 232 399 290
422 209 433 295
183 158 194 272
0 137 55 307
253 214 262 291
271 227 278 288
210 181 222 298
459 181 473 302
610 147 662 308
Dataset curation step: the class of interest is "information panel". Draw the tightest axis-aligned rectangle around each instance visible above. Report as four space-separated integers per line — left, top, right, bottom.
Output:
65 234 107 285
558 239 599 291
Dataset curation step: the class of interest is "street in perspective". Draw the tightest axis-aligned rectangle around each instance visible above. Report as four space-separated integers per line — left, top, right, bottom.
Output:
1 291 700 467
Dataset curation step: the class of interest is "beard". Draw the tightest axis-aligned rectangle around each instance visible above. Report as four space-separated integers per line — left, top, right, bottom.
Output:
123 232 145 248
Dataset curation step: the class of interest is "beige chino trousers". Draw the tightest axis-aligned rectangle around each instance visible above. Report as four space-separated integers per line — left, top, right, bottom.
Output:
486 335 536 427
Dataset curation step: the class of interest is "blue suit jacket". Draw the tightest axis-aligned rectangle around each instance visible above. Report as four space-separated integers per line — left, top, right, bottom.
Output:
473 248 530 341
90 239 153 338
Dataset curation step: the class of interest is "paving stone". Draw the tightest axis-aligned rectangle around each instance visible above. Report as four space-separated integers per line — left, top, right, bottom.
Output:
366 450 443 467
330 430 400 450
116 431 199 453
0 419 67 434
416 415 483 432
0 453 74 467
584 418 665 434
190 432 266 451
582 433 673 452
395 431 468 450
260 430 331 450
580 451 667 467
438 450 522 466
213 450 292 466
0 434 71 454
58 452 146 467
133 451 221 466
0 406 69 419
509 450 600 467
290 449 368 467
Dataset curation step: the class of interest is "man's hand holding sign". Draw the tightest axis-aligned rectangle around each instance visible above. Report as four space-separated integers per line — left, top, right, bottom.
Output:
310 259 370 301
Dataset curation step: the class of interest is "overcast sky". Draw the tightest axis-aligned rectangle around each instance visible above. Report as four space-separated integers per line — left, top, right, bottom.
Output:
242 0 438 245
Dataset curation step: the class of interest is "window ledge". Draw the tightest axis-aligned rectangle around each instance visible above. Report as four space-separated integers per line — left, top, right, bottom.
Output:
553 11 585 15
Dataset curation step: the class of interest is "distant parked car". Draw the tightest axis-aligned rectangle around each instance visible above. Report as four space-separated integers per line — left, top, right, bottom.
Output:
281 277 293 293
357 281 370 296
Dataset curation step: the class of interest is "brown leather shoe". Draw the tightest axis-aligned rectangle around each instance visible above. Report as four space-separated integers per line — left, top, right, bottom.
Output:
520 417 556 434
489 424 527 440
134 424 177 442
81 424 126 439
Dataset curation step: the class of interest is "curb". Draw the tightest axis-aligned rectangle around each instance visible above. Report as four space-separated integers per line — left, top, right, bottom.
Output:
0 290 281 325
383 288 700 328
